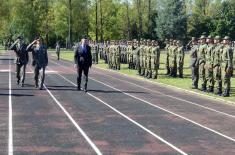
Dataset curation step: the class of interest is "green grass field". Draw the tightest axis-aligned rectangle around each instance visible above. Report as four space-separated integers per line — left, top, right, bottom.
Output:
50 50 235 103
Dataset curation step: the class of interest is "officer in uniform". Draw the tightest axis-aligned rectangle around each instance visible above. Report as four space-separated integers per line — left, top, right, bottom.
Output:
189 37 199 89
55 42 60 60
197 35 207 91
133 40 139 70
108 41 114 69
212 36 223 95
205 35 215 92
177 40 184 78
10 36 29 87
27 36 48 90
221 36 233 97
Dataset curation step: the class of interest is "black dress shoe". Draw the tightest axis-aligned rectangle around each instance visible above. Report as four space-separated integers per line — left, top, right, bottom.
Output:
77 87 81 91
20 83 24 87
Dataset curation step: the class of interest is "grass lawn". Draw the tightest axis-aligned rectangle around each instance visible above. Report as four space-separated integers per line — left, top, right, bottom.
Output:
50 50 235 103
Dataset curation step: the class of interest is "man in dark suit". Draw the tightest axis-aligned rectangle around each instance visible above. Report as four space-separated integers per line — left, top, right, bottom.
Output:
74 37 92 92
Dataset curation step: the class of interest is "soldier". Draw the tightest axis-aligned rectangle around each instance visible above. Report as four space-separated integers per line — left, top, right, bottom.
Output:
150 40 160 79
177 40 184 78
104 41 109 64
165 39 171 75
221 36 233 97
127 41 134 69
27 36 48 90
55 42 60 60
114 41 121 70
189 37 199 89
205 36 215 92
108 41 114 69
197 35 207 91
139 40 145 76
169 40 178 77
133 40 139 70
145 40 152 78
10 36 29 87
212 36 223 95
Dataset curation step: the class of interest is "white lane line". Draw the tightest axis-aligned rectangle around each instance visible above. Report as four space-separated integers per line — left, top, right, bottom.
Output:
43 84 102 155
0 69 10 72
27 65 102 155
8 58 13 155
89 77 235 143
56 73 188 155
49 59 235 142
93 71 235 118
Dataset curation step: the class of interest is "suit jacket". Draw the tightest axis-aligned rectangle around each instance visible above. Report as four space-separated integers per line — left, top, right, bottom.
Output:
74 44 92 68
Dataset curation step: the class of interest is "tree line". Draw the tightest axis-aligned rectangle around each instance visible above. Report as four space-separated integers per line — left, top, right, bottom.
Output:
0 0 235 47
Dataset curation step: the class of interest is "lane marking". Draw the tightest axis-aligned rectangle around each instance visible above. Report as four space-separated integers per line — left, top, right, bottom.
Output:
0 69 10 72
28 66 102 155
93 70 235 118
56 73 188 155
49 59 235 142
8 57 13 155
89 77 235 142
94 66 235 105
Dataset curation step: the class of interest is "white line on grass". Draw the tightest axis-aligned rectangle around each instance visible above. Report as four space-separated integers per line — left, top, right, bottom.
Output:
56 73 188 155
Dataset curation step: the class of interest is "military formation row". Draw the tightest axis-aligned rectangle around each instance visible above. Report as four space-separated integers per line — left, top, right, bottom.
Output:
188 35 234 97
89 40 162 79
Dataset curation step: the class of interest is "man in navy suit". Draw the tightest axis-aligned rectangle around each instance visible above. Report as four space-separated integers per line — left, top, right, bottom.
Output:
74 37 92 92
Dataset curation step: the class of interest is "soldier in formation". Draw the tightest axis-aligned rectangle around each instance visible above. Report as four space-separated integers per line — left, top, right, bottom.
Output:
188 35 234 97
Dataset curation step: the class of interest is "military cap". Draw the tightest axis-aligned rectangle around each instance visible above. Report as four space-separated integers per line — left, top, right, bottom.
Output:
223 36 230 40
192 37 196 41
207 35 212 39
214 36 221 40
151 40 155 43
17 36 23 40
200 35 206 39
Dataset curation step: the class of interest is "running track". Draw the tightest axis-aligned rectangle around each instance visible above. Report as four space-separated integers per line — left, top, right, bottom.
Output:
0 50 235 155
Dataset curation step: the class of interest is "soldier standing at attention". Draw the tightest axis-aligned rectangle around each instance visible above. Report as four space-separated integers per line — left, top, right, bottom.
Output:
145 40 152 78
169 40 178 77
55 42 60 60
74 37 92 92
165 39 170 75
189 37 199 89
10 36 29 87
138 40 144 75
197 35 207 91
205 36 215 92
114 41 121 70
27 36 48 90
177 40 184 78
221 36 233 97
212 36 223 95
150 40 160 79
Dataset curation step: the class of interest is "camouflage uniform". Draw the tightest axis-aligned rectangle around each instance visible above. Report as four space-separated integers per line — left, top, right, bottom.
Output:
169 40 178 77
114 42 121 70
177 41 184 78
189 38 199 89
145 40 152 78
212 36 223 95
205 36 215 92
197 35 207 91
151 41 160 79
165 39 171 75
221 36 233 97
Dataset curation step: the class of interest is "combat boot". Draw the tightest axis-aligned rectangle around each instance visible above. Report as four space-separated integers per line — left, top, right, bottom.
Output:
222 89 230 97
200 85 207 92
207 86 214 93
